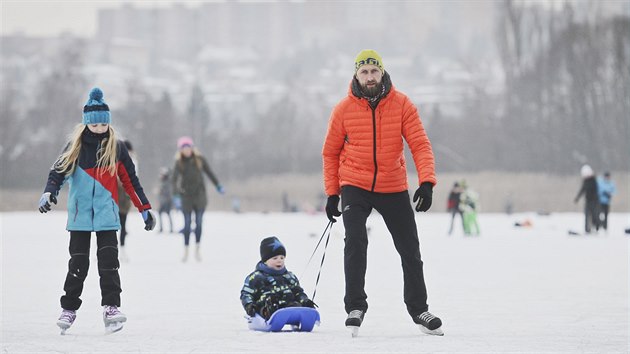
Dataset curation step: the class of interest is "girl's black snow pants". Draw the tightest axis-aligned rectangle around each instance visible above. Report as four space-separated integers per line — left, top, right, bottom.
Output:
340 185 429 317
60 230 121 310
119 213 128 246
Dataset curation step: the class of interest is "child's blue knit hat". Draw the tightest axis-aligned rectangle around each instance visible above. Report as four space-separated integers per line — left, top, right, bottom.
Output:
82 87 111 125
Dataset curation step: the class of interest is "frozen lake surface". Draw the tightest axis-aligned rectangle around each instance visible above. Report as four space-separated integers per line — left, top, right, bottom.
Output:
2 211 628 353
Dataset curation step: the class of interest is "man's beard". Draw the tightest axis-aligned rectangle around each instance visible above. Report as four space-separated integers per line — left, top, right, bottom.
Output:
360 82 382 97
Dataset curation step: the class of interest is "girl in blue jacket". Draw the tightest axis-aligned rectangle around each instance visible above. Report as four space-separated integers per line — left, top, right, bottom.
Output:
39 88 155 334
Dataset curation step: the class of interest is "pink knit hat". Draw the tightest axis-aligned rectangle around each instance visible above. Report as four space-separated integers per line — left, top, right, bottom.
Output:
177 136 194 149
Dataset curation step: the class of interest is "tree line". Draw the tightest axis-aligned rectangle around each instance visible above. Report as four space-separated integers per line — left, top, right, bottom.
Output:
2 1 627 193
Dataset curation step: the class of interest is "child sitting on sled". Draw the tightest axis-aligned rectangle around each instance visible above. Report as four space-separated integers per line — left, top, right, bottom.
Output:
240 236 316 320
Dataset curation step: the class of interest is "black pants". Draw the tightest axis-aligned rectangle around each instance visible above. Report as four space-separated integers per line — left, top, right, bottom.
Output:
448 208 464 235
599 204 610 230
158 206 173 233
584 201 600 233
341 185 429 316
60 230 122 310
119 213 127 246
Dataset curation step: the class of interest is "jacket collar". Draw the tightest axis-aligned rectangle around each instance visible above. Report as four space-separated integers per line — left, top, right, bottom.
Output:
81 126 109 145
349 71 393 107
256 261 287 275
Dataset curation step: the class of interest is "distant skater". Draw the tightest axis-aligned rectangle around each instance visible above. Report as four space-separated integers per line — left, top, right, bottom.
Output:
460 181 480 236
172 136 224 262
447 182 464 235
157 168 174 233
574 164 600 234
117 139 135 261
596 171 615 232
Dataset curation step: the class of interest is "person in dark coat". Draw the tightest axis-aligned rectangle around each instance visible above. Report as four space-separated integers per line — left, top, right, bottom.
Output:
446 182 464 235
156 167 174 233
117 140 134 261
574 164 600 234
172 136 224 262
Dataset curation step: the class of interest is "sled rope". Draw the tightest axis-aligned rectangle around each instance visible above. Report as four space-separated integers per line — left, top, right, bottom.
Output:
307 220 333 302
304 220 333 270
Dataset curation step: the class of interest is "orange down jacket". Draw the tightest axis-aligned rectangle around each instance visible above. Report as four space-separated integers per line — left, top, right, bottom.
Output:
322 79 436 196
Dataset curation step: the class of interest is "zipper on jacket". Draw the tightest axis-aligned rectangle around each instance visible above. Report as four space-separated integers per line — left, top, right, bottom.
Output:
74 200 79 222
92 169 96 229
93 140 99 230
370 106 378 192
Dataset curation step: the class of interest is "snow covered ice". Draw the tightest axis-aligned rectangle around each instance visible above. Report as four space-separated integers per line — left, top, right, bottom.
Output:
1 211 628 353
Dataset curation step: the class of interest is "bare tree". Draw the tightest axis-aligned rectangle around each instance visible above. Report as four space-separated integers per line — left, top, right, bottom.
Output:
494 0 629 173
11 39 86 187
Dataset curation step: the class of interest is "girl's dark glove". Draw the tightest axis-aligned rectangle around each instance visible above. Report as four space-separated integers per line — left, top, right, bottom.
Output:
245 303 257 317
325 195 341 222
38 192 57 213
413 182 433 212
141 210 156 231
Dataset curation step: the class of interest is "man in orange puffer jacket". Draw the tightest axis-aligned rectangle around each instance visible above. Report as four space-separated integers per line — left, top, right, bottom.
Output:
322 49 443 336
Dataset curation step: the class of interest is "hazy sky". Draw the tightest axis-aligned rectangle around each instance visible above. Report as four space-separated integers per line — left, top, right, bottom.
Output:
1 1 202 37
2 0 628 38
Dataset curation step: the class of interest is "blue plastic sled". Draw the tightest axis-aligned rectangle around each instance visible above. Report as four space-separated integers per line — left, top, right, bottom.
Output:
247 307 320 332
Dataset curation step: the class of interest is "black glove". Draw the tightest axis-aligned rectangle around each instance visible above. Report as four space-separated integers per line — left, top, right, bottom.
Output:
413 182 433 212
245 303 257 317
302 299 318 308
325 195 341 223
38 192 57 213
141 210 156 231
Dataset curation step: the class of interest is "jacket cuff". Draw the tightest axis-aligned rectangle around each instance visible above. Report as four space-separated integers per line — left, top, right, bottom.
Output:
139 204 152 212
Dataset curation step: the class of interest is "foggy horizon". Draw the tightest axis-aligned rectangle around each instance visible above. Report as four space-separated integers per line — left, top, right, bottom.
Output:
1 0 628 213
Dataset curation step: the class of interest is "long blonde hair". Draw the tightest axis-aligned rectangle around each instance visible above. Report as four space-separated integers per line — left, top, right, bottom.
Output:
55 123 118 176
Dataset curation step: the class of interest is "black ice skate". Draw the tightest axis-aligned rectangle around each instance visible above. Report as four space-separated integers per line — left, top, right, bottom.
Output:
345 309 365 337
412 311 444 336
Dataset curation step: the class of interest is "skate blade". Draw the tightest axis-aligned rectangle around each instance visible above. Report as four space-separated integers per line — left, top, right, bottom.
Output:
105 322 124 334
57 322 71 335
105 315 127 323
418 325 444 336
346 325 360 337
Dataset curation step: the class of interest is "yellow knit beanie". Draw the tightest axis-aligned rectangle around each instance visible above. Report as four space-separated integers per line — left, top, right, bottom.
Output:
354 49 384 73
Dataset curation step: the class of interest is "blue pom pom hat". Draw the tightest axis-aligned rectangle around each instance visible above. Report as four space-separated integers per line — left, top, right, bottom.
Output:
82 87 111 125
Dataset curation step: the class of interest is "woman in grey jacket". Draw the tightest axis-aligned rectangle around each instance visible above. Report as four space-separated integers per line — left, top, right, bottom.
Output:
172 136 224 262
